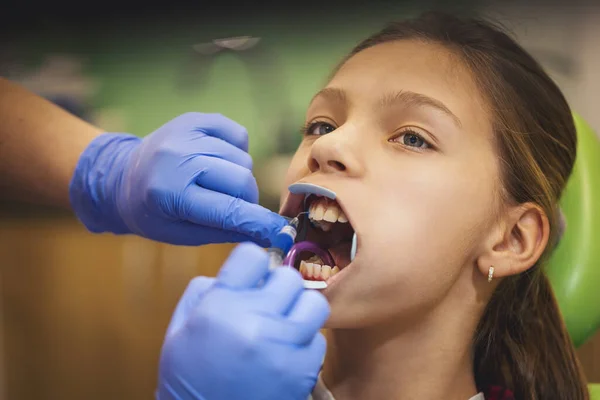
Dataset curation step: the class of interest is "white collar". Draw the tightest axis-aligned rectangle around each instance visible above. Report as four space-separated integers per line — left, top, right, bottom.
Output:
309 374 485 400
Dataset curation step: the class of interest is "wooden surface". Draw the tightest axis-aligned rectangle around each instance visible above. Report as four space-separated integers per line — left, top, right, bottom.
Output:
0 213 234 400
0 214 598 399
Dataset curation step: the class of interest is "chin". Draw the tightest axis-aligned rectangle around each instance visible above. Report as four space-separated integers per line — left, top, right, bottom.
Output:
320 285 376 329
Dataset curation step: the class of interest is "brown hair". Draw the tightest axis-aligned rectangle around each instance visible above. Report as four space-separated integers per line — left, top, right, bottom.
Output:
341 11 587 400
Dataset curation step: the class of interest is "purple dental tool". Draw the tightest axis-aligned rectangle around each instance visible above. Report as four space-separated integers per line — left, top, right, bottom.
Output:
282 240 334 268
282 241 333 290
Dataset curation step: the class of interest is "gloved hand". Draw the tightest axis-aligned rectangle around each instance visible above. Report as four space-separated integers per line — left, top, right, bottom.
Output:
157 242 330 400
69 113 287 246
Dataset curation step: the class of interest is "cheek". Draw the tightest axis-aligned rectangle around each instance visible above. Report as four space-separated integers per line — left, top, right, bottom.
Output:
369 158 497 260
325 160 498 327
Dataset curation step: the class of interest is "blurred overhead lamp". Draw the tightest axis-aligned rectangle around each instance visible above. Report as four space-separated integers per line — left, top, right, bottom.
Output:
192 36 261 55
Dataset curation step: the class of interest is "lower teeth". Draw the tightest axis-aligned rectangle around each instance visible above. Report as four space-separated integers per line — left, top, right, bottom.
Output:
299 260 340 281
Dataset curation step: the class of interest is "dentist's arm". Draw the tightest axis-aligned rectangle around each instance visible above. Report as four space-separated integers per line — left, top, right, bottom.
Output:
0 77 102 206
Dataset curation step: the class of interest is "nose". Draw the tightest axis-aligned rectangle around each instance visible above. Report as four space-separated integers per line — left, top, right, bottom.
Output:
307 131 364 176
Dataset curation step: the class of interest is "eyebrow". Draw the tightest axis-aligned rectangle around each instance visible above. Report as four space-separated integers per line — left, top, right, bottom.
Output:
309 87 348 107
309 87 462 128
379 90 462 128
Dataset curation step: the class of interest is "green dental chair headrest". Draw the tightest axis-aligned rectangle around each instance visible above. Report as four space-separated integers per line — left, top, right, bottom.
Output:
547 113 600 346
546 113 600 395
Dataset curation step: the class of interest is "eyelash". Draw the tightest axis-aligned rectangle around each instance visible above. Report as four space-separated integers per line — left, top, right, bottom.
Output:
390 127 433 150
301 120 335 136
301 120 434 150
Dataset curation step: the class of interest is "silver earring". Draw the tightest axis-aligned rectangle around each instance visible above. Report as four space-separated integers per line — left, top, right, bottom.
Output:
488 266 495 283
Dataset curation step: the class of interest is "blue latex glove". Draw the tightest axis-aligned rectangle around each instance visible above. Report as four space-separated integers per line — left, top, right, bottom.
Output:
69 113 287 246
157 242 330 400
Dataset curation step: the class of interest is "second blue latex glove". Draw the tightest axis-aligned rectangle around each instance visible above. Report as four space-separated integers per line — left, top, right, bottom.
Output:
157 242 330 400
69 113 287 246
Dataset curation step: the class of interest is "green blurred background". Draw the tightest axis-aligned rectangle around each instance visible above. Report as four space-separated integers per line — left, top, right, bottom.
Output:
7 6 429 156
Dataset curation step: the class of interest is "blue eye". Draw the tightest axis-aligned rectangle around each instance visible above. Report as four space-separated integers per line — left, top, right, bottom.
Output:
404 133 425 147
393 129 431 149
304 122 336 136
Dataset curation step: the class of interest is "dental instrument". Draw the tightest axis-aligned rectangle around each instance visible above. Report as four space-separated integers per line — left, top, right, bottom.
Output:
303 280 329 290
272 183 356 290
289 182 357 262
282 241 334 268
267 216 302 270
268 215 333 290
351 232 357 261
284 183 358 290
282 240 334 290
288 182 336 199
289 182 337 244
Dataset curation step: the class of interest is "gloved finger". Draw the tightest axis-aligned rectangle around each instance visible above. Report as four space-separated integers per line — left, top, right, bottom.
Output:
256 267 305 315
185 112 250 152
194 136 253 170
216 242 270 290
135 220 267 247
286 290 330 344
166 276 216 338
309 332 328 364
181 186 288 244
266 332 327 380
292 332 327 372
257 290 330 345
191 157 258 204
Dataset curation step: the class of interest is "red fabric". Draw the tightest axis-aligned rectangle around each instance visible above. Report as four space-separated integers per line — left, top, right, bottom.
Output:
484 385 515 400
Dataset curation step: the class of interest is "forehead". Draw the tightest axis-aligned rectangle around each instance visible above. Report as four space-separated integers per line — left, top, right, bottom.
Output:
324 40 488 127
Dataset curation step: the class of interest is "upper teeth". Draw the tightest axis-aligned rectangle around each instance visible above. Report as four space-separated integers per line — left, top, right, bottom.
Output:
308 197 348 225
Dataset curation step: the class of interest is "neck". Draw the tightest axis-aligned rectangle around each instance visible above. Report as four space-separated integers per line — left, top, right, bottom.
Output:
322 301 481 400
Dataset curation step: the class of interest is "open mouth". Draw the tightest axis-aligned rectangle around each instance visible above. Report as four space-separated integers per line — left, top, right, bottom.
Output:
281 183 357 287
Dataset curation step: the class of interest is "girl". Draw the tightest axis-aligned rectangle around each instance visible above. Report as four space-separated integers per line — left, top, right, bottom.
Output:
279 11 588 400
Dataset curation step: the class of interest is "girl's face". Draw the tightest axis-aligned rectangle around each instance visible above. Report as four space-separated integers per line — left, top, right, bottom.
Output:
279 40 502 328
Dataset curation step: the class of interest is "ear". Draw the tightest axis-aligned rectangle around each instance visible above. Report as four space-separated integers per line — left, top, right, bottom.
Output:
477 203 550 281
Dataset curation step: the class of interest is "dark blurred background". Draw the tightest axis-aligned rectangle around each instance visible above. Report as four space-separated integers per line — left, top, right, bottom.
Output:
1 0 599 398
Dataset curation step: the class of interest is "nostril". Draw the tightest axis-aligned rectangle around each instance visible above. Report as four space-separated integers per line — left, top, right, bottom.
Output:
328 160 346 171
308 158 320 172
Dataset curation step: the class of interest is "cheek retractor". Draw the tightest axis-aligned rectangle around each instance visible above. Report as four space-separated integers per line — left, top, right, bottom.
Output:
282 241 334 267
281 183 358 290
267 216 334 290
289 183 338 289
288 182 337 199
350 232 357 261
286 233 357 290
282 240 334 290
